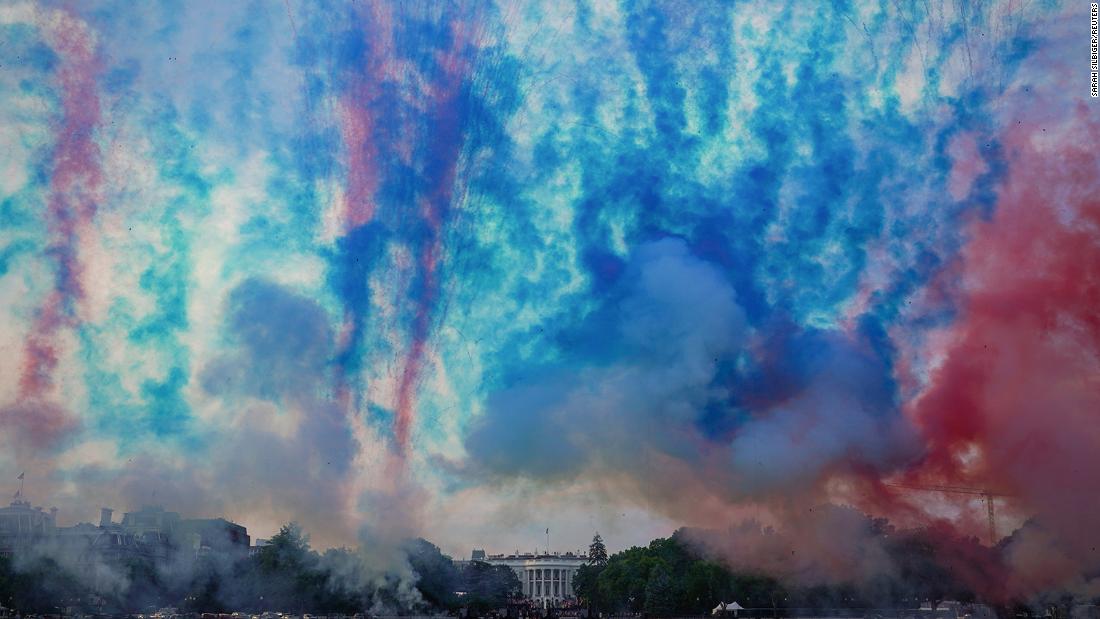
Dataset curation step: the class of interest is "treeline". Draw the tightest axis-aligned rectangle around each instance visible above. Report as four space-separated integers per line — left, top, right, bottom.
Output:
0 524 520 615
571 525 1097 618
573 533 785 616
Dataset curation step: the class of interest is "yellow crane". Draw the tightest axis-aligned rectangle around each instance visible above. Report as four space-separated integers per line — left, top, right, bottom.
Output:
885 482 1014 545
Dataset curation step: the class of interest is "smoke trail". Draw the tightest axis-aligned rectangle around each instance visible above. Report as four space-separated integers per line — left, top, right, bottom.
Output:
19 7 102 399
324 3 485 456
337 2 391 231
392 15 479 455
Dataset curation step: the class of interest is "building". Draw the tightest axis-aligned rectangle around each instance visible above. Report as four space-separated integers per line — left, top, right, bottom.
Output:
177 518 250 556
46 507 174 566
250 537 271 557
474 550 589 608
0 498 250 566
121 505 182 537
116 506 250 558
0 500 57 556
53 521 168 565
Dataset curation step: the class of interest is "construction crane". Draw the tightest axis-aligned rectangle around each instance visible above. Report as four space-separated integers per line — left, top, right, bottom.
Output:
885 482 1013 546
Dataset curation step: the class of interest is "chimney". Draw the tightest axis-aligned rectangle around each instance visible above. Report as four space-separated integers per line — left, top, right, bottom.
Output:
100 507 113 527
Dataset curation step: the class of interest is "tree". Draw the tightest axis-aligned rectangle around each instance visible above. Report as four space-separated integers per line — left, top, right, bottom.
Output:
885 529 959 609
644 564 676 616
405 538 459 610
683 560 732 614
314 548 371 613
5 554 85 613
258 522 313 573
589 533 608 566
182 555 231 613
255 522 322 612
586 531 787 616
597 546 658 612
573 563 606 612
0 552 14 611
121 556 167 611
460 561 521 612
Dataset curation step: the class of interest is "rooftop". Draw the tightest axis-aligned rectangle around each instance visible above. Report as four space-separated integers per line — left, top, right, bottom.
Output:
481 551 588 561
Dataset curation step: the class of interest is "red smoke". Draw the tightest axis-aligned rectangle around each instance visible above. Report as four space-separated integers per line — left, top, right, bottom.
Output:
393 18 476 454
334 8 477 456
909 101 1100 597
19 10 103 399
339 1 394 230
0 400 80 451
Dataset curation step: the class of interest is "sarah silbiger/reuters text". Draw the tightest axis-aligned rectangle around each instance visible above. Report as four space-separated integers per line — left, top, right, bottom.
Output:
1092 2 1099 97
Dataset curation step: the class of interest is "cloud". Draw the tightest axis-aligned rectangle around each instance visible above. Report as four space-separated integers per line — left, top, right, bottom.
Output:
0 400 81 452
463 238 918 510
201 278 334 403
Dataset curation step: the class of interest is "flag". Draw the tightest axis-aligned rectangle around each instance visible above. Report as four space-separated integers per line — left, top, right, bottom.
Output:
18 472 24 480
546 528 549 535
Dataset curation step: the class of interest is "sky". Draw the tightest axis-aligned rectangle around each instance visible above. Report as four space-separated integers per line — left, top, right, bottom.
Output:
1 0 1098 594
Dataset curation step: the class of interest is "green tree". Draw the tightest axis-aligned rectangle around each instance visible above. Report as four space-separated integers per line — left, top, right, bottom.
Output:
182 554 231 613
0 552 14 611
315 547 371 613
644 564 676 616
460 561 521 612
121 556 166 611
405 538 459 609
597 546 659 612
258 522 313 573
682 560 732 614
885 530 959 609
589 533 609 566
6 554 85 613
255 522 322 612
586 531 790 616
577 535 611 611
572 563 605 611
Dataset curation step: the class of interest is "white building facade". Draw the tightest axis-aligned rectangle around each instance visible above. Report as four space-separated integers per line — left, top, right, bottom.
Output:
476 551 589 608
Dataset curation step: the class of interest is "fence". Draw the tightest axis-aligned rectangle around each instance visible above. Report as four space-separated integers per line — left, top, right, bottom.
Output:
604 610 963 619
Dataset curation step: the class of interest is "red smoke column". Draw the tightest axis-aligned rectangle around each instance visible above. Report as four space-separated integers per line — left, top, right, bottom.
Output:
392 20 476 454
339 2 394 230
331 2 394 421
20 10 103 399
912 101 1100 595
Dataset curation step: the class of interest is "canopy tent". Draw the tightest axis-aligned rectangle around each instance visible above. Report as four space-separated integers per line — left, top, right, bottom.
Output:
712 602 745 615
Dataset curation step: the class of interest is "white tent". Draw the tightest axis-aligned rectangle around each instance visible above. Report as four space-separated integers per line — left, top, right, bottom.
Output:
712 602 745 615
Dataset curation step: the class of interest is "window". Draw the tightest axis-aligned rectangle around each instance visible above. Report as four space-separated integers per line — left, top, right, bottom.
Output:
536 582 541 597
553 569 560 580
554 582 560 596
